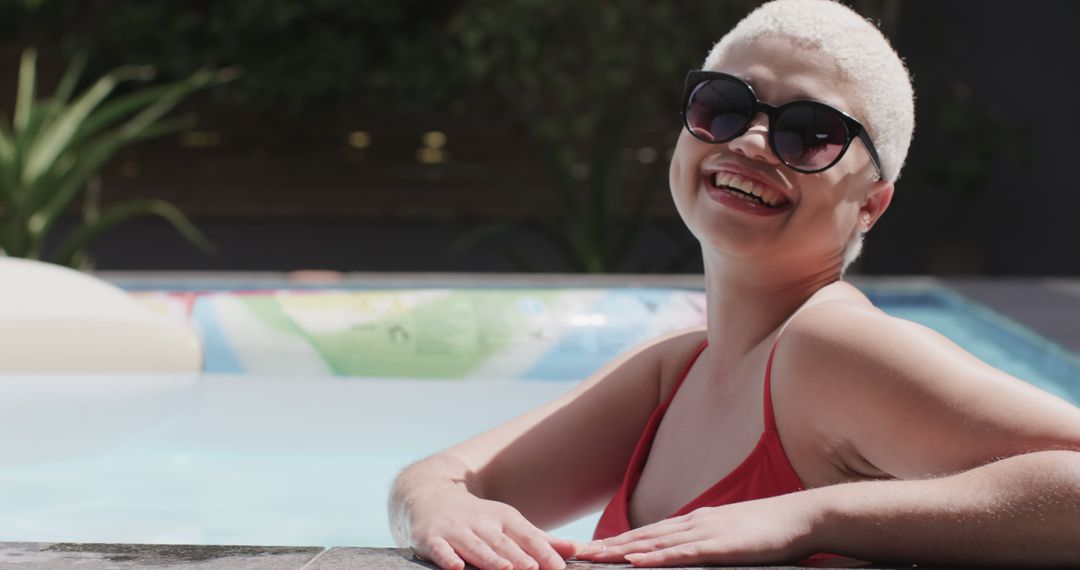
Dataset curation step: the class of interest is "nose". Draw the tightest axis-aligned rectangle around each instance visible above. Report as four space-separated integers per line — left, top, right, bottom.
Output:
727 113 780 166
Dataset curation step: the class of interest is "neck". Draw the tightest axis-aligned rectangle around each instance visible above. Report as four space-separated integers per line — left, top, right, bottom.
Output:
702 254 841 369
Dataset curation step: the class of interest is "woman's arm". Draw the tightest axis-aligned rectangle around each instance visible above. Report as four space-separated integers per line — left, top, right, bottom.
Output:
784 306 1080 564
389 453 477 545
388 329 705 570
812 449 1080 566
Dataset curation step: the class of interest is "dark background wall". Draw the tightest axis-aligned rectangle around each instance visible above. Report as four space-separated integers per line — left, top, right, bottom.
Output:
864 0 1080 276
1 0 1077 275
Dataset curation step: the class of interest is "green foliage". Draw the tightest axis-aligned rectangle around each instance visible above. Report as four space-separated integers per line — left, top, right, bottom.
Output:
0 49 231 267
48 1 469 113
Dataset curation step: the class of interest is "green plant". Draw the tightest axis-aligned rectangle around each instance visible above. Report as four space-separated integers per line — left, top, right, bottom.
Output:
5 1 467 114
0 48 234 267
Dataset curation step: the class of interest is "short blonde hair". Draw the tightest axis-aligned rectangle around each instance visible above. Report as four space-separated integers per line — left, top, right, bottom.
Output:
704 0 915 183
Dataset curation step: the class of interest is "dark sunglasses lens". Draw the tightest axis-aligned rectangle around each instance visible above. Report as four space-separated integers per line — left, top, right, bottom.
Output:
772 104 849 171
685 79 754 142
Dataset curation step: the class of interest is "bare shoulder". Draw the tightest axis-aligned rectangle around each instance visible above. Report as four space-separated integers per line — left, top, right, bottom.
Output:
773 296 1080 479
582 324 707 407
577 325 706 403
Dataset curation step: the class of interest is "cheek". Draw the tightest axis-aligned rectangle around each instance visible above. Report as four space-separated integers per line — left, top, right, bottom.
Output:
669 134 698 203
798 194 862 249
669 153 683 199
668 152 696 228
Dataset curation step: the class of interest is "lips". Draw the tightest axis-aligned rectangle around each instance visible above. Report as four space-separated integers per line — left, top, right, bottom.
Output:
701 168 792 215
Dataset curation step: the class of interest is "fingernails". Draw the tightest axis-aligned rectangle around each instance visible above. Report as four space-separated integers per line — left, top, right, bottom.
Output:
625 553 645 563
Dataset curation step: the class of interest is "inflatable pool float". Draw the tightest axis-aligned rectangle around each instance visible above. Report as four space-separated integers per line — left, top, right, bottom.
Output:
0 257 201 372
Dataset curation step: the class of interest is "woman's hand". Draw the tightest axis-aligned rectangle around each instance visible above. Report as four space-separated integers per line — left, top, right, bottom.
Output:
403 487 580 570
574 494 821 567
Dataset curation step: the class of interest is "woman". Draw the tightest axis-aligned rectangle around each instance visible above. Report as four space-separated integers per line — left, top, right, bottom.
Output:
390 1 1080 568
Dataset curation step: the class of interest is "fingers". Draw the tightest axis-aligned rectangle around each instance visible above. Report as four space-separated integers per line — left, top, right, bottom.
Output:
449 527 571 570
575 529 698 563
583 520 691 561
482 527 543 570
503 524 570 570
543 535 581 560
625 542 708 567
589 516 690 549
421 537 466 570
424 529 566 570
408 499 575 570
449 532 515 570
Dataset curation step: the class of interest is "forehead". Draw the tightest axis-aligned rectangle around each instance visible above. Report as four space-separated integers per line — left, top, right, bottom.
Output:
710 35 858 117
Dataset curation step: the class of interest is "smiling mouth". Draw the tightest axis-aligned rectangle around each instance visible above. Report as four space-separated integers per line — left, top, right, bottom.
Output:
706 171 791 209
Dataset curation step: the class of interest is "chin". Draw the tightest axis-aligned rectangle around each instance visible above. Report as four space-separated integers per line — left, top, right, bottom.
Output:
696 226 775 261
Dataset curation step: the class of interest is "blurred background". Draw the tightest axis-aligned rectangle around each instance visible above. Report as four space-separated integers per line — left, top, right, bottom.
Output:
1 0 1077 276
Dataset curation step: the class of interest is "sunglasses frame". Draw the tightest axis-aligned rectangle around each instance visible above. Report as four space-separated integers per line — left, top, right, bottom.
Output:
682 70 883 179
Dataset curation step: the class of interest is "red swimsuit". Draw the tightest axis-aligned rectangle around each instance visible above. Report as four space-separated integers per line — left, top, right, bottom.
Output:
594 337 805 539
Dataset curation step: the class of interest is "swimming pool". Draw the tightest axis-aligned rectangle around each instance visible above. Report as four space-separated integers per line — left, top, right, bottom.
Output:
0 283 1076 547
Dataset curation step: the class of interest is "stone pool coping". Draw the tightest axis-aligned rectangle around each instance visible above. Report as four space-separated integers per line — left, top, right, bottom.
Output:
0 542 938 569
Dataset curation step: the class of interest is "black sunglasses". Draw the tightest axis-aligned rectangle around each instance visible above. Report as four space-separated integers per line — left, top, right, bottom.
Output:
682 70 883 179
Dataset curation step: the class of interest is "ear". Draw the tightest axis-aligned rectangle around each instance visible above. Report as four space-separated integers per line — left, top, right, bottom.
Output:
859 180 893 231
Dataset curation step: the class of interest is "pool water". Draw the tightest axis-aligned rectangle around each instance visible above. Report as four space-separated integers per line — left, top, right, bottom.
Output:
0 285 1076 547
0 376 585 546
865 287 1079 403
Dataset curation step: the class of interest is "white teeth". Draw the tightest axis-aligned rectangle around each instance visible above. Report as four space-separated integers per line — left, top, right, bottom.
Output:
725 173 756 196
711 172 785 207
759 187 782 206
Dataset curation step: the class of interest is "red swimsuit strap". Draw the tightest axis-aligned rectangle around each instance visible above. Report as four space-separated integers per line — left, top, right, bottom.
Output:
762 297 856 432
661 339 709 408
762 336 783 433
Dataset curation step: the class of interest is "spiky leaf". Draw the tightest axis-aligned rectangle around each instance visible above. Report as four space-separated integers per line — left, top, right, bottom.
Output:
51 198 216 268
